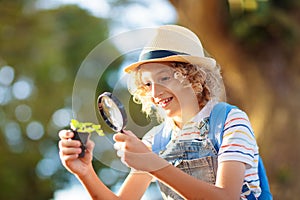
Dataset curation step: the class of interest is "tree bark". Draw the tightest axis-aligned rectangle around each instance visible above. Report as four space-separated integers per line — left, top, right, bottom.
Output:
169 0 300 199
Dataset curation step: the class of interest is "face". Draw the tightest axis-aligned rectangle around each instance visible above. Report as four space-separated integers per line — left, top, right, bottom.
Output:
138 62 200 124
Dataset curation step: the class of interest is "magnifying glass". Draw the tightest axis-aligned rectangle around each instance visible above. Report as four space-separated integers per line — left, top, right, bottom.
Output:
97 92 127 133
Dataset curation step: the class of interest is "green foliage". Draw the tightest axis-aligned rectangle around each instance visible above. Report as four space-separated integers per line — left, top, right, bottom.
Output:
229 0 300 53
70 119 104 136
0 1 114 199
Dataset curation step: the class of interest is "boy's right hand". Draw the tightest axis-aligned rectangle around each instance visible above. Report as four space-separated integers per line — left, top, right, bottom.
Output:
58 130 95 177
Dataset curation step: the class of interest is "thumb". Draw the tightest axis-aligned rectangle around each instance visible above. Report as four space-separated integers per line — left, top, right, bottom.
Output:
122 129 136 137
113 130 137 142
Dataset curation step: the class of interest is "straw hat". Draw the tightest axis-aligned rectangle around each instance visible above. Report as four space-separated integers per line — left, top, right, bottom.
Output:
124 25 216 73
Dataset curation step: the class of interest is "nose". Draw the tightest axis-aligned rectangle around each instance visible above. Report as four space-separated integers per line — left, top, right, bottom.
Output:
151 82 163 98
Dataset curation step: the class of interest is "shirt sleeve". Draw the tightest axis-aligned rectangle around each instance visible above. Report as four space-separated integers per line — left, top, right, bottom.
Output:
218 108 259 168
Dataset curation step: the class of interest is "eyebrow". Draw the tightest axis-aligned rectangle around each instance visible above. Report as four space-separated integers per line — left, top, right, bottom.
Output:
140 65 173 82
156 68 172 75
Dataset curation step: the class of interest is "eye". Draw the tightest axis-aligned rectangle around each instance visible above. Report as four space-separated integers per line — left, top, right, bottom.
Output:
144 82 151 87
159 76 171 82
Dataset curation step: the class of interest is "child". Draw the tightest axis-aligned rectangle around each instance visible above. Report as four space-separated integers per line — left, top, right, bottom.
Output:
59 25 262 199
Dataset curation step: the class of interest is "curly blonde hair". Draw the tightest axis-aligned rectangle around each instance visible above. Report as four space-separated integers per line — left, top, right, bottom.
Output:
127 62 226 121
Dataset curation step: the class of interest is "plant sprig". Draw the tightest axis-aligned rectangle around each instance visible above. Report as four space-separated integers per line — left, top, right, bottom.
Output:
70 119 104 136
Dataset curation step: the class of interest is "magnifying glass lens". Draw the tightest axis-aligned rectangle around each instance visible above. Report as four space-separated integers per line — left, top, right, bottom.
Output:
101 96 123 131
97 92 127 132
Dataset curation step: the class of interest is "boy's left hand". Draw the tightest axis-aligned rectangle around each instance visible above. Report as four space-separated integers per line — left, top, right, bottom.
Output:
113 130 170 172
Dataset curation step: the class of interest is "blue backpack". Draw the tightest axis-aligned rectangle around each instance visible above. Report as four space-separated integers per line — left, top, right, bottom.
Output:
209 102 272 200
152 102 272 200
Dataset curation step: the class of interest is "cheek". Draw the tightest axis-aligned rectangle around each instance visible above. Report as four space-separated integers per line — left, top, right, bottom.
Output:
172 85 194 97
175 88 198 105
165 80 184 93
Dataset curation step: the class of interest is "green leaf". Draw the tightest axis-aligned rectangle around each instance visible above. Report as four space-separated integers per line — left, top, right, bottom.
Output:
70 119 104 135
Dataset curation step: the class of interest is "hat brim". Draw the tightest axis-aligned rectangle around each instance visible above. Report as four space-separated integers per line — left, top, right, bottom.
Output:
124 55 216 73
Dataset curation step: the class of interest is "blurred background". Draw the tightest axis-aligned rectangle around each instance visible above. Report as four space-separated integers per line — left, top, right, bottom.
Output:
0 0 299 199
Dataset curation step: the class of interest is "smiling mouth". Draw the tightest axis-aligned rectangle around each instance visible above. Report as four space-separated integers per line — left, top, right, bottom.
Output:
157 97 173 108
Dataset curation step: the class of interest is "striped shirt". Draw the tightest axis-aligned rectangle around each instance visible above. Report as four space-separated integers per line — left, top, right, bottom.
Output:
220 108 261 199
143 101 261 198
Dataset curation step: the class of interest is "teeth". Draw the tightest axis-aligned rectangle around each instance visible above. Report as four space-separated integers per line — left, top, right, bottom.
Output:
159 97 172 106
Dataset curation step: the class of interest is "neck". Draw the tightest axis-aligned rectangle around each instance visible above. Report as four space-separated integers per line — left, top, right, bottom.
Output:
172 106 202 129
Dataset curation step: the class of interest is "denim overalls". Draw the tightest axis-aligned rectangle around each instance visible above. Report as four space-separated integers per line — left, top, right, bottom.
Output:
151 102 265 200
152 118 218 200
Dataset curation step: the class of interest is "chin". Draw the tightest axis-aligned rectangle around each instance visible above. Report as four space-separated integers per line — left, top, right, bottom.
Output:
165 109 179 119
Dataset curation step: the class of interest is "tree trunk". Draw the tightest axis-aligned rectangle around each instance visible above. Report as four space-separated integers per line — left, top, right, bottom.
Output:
169 0 300 199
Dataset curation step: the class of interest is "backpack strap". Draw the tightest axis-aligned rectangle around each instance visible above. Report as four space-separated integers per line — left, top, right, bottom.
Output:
208 102 236 151
257 157 273 199
209 102 272 200
153 102 235 154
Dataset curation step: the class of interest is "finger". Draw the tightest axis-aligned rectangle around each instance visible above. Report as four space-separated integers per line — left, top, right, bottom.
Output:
60 153 79 161
122 130 136 137
59 138 81 149
113 142 120 151
59 146 82 156
113 142 125 151
58 129 74 139
113 133 128 142
116 149 124 158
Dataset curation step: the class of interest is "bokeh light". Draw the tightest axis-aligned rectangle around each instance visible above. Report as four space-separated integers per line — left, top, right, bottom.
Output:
0 65 14 86
52 108 73 128
15 104 32 122
36 157 60 179
4 121 24 152
12 78 33 100
26 121 45 140
0 85 12 105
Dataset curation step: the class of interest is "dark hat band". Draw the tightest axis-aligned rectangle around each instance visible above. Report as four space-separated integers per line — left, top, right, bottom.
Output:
139 50 189 61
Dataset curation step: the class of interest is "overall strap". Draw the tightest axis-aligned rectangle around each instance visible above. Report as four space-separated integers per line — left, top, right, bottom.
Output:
152 122 172 154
